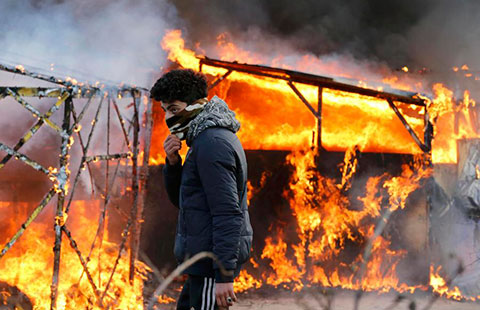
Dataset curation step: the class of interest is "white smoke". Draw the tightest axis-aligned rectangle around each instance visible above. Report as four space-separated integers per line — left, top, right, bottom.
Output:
0 0 180 87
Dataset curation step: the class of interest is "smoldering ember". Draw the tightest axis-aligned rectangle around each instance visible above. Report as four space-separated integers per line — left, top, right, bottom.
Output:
1 1 480 309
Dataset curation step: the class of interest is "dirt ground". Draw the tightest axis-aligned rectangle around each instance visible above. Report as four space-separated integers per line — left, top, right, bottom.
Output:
158 289 480 310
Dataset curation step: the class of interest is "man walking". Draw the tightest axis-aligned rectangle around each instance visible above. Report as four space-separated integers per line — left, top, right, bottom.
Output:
150 69 253 310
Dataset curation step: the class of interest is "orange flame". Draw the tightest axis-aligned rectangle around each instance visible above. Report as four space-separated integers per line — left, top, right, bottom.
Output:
152 29 480 166
254 148 431 293
150 29 436 165
429 265 474 301
0 200 161 309
430 85 479 163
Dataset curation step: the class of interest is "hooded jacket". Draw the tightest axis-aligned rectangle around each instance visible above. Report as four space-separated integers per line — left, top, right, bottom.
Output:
163 96 253 282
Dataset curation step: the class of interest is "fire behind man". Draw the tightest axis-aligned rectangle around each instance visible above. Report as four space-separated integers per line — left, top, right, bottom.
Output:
150 69 253 310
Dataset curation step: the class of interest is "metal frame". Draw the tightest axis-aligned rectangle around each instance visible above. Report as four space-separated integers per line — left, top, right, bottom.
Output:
199 56 432 154
0 63 153 309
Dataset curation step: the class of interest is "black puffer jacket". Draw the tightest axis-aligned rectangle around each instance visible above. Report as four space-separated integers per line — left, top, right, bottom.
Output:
163 100 253 282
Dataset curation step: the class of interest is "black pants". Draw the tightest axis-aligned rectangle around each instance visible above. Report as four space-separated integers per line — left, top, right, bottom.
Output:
177 275 218 310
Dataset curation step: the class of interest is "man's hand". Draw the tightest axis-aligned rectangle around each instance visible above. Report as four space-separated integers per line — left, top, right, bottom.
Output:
216 282 237 308
163 135 182 165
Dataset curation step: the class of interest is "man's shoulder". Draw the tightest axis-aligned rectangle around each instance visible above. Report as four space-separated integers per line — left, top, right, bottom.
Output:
192 128 244 160
194 127 238 144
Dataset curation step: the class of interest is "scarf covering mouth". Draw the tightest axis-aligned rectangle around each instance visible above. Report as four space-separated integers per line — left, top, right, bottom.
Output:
165 98 208 140
186 96 240 146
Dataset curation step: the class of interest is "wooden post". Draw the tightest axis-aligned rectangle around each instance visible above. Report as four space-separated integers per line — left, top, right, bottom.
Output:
0 92 68 169
0 188 56 259
50 93 72 310
112 98 131 150
317 87 323 151
65 94 105 214
97 96 111 287
424 107 433 153
129 93 141 283
387 98 428 152
132 95 154 281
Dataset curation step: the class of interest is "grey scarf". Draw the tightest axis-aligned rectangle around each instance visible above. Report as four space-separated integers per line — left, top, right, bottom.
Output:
186 96 240 146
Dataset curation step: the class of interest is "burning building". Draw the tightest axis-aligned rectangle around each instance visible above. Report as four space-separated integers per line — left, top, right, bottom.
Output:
1 26 480 310
145 30 480 302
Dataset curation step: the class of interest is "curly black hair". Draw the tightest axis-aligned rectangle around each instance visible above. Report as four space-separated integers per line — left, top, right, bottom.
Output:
150 69 208 104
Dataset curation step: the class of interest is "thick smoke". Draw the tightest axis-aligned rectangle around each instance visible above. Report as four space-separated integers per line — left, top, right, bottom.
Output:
0 0 180 205
0 0 179 87
172 0 480 94
171 0 480 74
2 0 479 88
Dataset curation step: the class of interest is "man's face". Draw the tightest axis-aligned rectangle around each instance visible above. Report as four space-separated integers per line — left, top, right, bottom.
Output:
161 100 188 121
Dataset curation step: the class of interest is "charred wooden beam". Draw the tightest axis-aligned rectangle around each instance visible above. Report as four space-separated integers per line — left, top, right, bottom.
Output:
141 98 154 169
100 220 130 303
0 86 101 99
65 101 97 202
97 97 111 287
208 70 232 91
102 121 135 221
115 88 145 99
50 93 72 310
134 95 154 281
0 63 72 86
199 57 427 107
71 92 97 132
317 87 324 150
0 87 63 98
5 88 68 138
0 63 146 95
65 96 105 213
424 110 433 153
64 105 94 213
287 81 321 118
129 92 141 283
386 98 429 153
61 225 101 299
0 188 57 259
83 153 131 164
0 143 50 175
83 94 106 156
0 92 68 170
112 99 131 150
